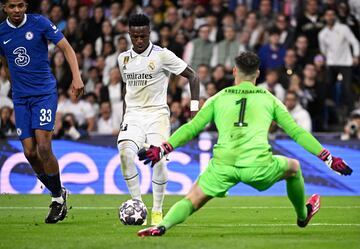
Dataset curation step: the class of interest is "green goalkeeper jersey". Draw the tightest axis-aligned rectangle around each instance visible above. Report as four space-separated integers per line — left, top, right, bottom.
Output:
168 81 323 167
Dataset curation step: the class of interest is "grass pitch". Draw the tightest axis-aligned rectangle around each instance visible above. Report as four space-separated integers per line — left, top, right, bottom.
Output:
0 194 359 249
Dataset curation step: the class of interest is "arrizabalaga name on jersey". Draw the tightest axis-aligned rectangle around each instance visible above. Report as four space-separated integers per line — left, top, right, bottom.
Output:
225 88 266 94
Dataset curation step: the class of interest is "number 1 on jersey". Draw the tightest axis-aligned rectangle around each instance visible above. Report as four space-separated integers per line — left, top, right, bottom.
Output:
234 98 248 127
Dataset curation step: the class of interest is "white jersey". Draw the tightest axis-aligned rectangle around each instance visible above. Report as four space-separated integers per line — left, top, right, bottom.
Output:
117 42 187 115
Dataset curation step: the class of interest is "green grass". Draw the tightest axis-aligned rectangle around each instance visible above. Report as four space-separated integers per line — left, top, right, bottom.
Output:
0 195 359 249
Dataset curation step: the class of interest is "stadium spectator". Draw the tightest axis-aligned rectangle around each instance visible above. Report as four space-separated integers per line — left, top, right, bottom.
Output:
63 16 83 51
183 24 214 70
211 26 240 71
211 64 232 91
108 2 121 27
180 15 196 41
341 109 360 140
207 0 227 23
100 67 123 124
258 0 275 30
295 0 324 53
164 6 182 37
318 8 360 113
233 4 247 31
205 82 217 97
49 5 66 31
63 0 79 19
313 54 326 85
156 23 183 58
337 1 360 41
182 64 209 101
277 48 301 90
118 0 142 20
57 88 96 133
275 14 295 49
95 20 114 57
97 101 120 135
348 0 360 22
258 27 285 81
170 101 186 133
86 5 105 43
52 51 72 93
301 64 326 131
103 36 128 85
206 13 223 43
78 4 92 44
285 91 312 132
243 11 264 50
295 35 314 70
0 106 16 138
178 0 194 19
113 19 131 49
85 92 100 117
0 64 10 97
40 0 51 17
258 69 285 102
85 66 99 93
81 43 96 78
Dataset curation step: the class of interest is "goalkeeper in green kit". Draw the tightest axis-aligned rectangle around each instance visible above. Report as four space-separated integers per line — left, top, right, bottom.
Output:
137 52 353 237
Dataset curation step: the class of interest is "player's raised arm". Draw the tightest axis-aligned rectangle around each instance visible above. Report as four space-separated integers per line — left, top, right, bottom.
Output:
138 96 215 167
180 66 200 117
56 38 84 99
273 96 353 176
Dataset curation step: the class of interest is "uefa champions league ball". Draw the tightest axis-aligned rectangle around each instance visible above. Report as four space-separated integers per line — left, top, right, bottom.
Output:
119 199 147 225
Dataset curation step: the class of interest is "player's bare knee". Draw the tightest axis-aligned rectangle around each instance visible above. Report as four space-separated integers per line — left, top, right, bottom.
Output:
37 144 52 161
285 158 300 178
23 148 37 161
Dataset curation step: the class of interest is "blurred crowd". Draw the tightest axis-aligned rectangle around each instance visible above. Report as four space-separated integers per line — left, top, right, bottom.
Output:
1 0 360 140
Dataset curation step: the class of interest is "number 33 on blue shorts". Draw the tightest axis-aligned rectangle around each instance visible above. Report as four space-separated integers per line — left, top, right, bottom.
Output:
13 93 58 140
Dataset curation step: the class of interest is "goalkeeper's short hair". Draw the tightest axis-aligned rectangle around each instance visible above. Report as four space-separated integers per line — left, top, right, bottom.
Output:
235 52 260 76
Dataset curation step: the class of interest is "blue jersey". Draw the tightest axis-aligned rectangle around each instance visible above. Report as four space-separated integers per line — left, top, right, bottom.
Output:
0 14 64 98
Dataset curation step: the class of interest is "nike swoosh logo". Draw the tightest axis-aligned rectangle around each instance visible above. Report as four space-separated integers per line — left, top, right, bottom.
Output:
40 122 49 126
3 39 11 44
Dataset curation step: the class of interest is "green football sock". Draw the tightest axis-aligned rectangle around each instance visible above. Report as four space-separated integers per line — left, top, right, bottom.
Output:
286 166 307 220
159 198 195 230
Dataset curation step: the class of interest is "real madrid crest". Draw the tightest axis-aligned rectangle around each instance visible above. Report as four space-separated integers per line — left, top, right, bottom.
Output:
148 61 155 71
123 56 129 70
25 31 34 40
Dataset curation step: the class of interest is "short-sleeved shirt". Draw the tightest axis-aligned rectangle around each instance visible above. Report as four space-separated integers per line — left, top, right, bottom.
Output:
168 81 323 167
117 42 187 115
0 14 64 98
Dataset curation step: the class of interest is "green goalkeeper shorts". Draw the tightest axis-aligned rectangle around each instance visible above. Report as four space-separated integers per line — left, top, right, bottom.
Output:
198 155 289 197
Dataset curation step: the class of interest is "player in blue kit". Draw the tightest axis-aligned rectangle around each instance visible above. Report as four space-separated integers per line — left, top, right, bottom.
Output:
0 0 84 223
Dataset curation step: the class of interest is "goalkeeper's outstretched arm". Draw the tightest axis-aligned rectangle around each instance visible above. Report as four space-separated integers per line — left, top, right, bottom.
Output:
273 97 352 176
168 96 215 149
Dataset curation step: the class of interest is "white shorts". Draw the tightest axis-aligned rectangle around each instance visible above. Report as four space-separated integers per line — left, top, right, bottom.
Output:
117 112 170 150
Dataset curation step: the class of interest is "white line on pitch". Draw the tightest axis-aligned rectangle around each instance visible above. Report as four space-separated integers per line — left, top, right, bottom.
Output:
1 206 360 210
177 223 360 227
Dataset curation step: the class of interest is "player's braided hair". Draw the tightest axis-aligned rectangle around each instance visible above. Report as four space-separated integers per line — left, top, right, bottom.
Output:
235 52 260 76
128 13 150 27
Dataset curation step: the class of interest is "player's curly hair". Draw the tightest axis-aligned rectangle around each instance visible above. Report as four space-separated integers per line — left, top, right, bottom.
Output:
235 52 260 76
128 13 150 27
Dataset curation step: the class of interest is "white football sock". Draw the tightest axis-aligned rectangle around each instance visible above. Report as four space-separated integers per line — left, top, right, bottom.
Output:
152 160 168 212
118 141 142 201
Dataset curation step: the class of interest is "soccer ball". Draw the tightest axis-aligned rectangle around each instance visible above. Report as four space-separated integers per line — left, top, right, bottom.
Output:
118 199 147 225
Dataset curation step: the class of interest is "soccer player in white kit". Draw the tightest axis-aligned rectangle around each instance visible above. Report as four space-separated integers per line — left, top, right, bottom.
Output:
117 14 200 225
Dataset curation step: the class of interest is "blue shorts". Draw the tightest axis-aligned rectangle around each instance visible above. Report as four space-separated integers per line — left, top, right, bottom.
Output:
13 93 57 140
